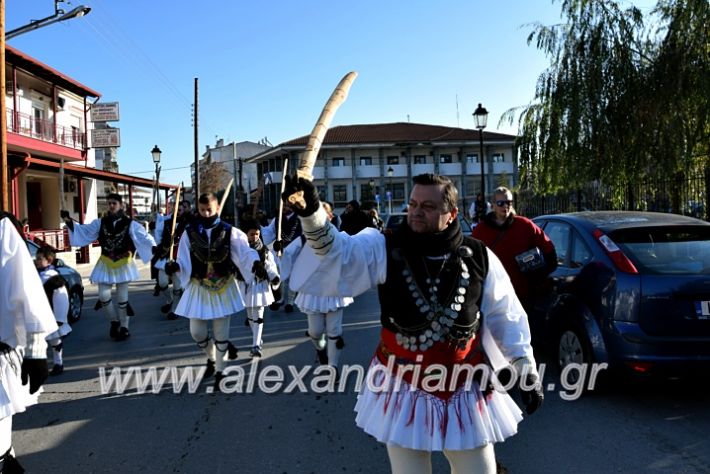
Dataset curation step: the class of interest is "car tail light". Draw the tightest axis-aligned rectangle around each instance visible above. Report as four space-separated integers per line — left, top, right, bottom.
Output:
625 361 653 373
592 229 638 274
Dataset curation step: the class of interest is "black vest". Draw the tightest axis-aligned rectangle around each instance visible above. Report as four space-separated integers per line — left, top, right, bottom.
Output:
42 273 68 311
378 234 489 343
155 214 190 260
278 214 302 247
98 215 136 261
188 222 235 279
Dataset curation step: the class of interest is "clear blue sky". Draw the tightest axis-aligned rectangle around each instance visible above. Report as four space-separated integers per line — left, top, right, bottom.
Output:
7 0 570 186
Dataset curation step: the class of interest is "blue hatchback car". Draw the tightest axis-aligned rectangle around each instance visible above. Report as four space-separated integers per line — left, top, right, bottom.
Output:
530 211 710 380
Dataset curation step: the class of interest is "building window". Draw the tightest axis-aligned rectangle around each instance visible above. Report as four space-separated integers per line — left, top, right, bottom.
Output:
333 184 347 208
317 185 327 202
439 154 453 164
466 154 479 164
359 156 372 166
492 153 505 163
414 155 426 164
360 183 375 202
387 156 399 165
332 157 345 167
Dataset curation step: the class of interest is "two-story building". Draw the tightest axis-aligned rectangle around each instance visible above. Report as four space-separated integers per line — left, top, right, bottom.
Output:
247 122 518 216
4 45 175 264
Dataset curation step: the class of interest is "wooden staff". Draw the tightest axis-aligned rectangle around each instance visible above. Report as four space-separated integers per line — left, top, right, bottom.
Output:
167 185 182 258
218 178 234 218
275 158 289 256
288 71 357 209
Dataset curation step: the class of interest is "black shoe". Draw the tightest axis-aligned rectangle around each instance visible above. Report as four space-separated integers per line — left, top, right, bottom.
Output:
316 348 329 365
109 321 120 339
160 303 172 314
153 284 161 297
250 346 262 358
227 342 239 360
50 364 64 376
284 304 294 313
269 302 282 311
166 312 178 320
115 327 130 341
204 359 215 379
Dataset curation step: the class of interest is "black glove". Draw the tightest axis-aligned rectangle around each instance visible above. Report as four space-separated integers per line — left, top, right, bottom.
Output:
21 358 49 394
520 373 544 415
164 260 180 275
270 276 281 286
60 210 74 231
281 175 320 217
272 240 284 253
60 209 70 220
252 260 268 281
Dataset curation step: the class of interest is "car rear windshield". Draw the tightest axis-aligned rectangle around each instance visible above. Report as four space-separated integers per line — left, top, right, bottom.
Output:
609 225 710 274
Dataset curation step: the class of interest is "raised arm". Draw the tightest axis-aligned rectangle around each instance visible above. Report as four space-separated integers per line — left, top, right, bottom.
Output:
130 220 157 263
64 218 101 247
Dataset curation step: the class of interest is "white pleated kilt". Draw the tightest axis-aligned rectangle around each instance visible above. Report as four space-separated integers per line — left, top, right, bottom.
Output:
295 293 354 313
238 280 275 308
354 359 523 452
0 349 42 419
90 257 140 285
175 278 245 320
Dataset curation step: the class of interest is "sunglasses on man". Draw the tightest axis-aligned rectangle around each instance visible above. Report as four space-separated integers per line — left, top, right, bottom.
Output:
495 200 513 207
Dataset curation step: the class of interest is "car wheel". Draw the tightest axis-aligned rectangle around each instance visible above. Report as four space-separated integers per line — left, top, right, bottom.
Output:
557 325 592 387
68 287 83 324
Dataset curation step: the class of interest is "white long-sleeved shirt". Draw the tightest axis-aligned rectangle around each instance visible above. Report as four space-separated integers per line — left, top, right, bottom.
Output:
68 215 156 263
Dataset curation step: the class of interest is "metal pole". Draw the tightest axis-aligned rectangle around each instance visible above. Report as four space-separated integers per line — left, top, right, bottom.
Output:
193 78 199 198
479 129 485 199
388 175 393 215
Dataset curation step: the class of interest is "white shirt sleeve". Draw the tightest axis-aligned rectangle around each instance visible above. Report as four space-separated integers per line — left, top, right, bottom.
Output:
52 286 70 324
155 214 166 243
130 220 157 263
0 218 58 351
175 229 192 288
67 219 101 247
260 219 277 246
479 248 537 372
265 250 280 281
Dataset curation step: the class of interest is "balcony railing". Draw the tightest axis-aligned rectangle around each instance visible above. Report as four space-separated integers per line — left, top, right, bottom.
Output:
6 109 86 150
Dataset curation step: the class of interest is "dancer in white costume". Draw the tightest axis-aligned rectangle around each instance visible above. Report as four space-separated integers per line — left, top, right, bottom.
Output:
62 193 155 341
282 174 544 473
237 219 280 358
0 213 58 473
281 230 353 369
166 193 264 389
34 247 72 376
153 200 193 320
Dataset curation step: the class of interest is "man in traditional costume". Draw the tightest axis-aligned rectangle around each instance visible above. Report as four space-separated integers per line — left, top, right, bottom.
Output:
34 247 71 375
61 193 155 341
165 193 265 389
237 219 280 358
153 200 193 320
0 213 58 473
261 202 302 313
283 174 544 473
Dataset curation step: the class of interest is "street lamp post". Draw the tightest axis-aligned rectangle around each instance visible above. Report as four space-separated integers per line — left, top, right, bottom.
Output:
473 103 489 199
387 166 394 215
151 145 161 214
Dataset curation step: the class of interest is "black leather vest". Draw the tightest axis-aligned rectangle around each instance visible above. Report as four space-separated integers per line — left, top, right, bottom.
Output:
98 216 136 261
188 222 235 279
378 235 489 345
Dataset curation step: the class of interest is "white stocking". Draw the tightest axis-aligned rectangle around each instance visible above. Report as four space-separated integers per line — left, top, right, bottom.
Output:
97 283 117 321
325 309 344 368
247 307 264 348
211 317 231 372
443 444 496 474
158 269 172 304
386 444 432 474
116 282 130 328
306 312 326 350
190 319 214 362
170 273 183 311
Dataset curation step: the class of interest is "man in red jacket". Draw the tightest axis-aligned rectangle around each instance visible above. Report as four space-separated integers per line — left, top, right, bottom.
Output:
471 187 557 309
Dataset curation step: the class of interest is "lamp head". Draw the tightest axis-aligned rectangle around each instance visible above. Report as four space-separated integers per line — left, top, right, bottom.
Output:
473 103 489 129
151 145 162 164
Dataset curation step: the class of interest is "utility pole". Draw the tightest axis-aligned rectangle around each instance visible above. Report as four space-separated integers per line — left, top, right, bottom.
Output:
193 78 199 199
232 141 237 222
1 0 8 211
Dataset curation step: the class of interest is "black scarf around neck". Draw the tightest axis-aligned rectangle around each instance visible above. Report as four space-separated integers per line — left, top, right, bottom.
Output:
395 217 464 256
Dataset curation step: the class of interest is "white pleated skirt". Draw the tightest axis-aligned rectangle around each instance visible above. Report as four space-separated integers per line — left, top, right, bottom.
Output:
0 350 42 419
295 293 354 313
354 359 523 452
175 278 245 320
238 280 274 308
90 257 140 285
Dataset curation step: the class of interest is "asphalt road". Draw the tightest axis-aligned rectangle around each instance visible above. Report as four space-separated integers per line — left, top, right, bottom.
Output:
12 270 710 473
